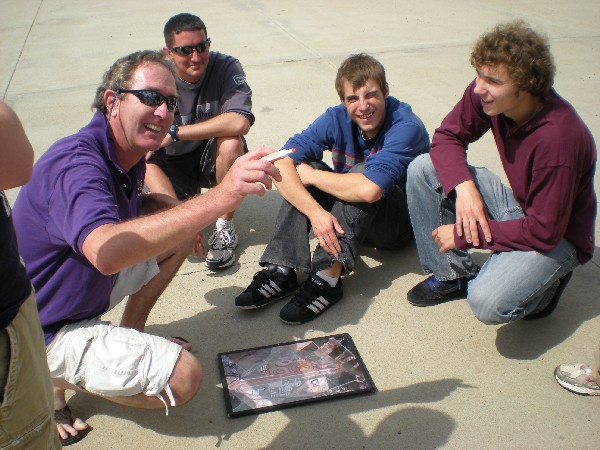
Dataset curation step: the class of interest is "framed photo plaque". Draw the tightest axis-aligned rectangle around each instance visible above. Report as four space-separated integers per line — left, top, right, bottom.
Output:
217 333 375 417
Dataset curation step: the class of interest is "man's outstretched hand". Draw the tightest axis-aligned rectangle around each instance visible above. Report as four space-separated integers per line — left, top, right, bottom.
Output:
221 148 283 199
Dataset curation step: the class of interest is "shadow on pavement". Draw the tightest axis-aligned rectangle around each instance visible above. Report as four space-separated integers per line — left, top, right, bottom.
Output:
67 378 469 447
495 251 600 360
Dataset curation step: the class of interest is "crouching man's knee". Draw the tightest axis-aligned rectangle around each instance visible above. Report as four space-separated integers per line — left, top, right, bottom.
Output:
466 284 515 325
168 350 203 406
407 153 434 179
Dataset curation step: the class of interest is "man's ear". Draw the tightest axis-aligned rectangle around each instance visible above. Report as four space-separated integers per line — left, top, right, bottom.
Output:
384 83 390 98
104 90 119 117
162 46 172 58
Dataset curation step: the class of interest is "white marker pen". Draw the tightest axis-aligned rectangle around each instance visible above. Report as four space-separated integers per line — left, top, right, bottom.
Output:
261 148 296 162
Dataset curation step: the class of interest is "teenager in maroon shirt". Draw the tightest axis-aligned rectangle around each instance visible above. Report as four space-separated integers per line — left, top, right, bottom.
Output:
405 20 596 324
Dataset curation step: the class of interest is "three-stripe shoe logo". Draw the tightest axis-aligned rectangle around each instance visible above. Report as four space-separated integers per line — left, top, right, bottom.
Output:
307 296 330 314
258 280 283 298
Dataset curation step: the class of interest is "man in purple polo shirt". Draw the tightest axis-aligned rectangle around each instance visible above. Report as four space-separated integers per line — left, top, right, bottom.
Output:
12 50 280 445
406 21 597 324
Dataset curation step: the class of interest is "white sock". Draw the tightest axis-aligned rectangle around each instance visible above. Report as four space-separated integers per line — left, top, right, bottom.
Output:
216 218 234 231
316 271 338 287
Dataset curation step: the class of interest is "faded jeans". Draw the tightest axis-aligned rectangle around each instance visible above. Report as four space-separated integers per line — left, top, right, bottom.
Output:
407 154 579 324
260 162 413 276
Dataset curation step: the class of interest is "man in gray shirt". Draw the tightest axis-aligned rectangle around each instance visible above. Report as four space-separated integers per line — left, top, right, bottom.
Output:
146 13 254 270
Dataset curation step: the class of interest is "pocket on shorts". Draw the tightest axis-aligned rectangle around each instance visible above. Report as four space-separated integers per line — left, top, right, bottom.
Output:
0 320 55 448
80 334 149 397
0 329 14 407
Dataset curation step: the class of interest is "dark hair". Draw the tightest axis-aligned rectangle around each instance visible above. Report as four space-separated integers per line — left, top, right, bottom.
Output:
335 53 388 101
92 50 175 113
164 13 207 48
470 20 555 96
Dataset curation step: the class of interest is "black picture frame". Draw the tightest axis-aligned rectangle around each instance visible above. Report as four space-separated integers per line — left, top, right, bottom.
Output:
217 333 376 418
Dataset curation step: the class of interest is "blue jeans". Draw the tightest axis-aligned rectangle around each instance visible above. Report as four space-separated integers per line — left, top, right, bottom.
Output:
260 162 413 276
407 154 579 324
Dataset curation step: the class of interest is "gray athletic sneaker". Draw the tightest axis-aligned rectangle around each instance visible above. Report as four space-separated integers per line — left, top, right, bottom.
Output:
554 363 600 395
205 226 238 270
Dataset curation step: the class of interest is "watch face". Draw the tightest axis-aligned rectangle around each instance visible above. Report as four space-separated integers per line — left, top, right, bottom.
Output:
169 125 178 141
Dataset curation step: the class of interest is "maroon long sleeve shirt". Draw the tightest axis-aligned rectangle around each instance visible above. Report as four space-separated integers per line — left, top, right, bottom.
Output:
430 80 597 264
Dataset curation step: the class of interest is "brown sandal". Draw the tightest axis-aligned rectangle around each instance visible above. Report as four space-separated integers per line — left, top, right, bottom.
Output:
54 404 91 446
166 336 192 351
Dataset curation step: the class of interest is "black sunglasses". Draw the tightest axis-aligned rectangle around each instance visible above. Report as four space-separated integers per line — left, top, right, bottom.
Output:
169 39 211 57
117 89 178 112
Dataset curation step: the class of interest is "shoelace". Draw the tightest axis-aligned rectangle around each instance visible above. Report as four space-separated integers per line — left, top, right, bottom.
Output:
290 280 324 306
424 275 459 289
424 275 444 289
208 227 236 250
248 268 290 291
248 269 273 289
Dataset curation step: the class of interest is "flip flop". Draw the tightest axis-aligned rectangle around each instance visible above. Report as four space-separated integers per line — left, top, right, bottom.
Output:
54 404 91 446
166 336 192 351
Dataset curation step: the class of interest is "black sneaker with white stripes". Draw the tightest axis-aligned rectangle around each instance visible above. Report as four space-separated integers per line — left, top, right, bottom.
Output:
280 274 343 324
235 267 300 309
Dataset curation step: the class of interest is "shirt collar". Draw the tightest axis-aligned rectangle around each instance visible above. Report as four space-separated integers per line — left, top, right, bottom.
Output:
90 110 145 176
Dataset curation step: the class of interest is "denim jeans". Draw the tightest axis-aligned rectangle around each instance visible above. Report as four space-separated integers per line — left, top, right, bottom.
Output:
407 154 579 324
260 162 413 276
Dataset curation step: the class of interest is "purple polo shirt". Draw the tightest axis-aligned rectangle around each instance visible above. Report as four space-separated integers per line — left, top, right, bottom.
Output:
13 111 146 345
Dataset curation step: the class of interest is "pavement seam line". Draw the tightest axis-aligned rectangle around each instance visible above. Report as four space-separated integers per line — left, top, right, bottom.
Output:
2 0 43 101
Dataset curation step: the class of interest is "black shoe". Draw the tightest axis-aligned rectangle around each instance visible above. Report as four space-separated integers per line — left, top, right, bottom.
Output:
407 275 469 307
280 274 343 324
235 267 300 309
524 271 573 320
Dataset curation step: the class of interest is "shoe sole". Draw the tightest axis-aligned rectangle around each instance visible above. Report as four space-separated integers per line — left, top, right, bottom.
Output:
279 293 343 325
407 291 466 307
280 316 311 325
280 319 302 325
205 252 235 270
555 375 600 396
236 287 300 309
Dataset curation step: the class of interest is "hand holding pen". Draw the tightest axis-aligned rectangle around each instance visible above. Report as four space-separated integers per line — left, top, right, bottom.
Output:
260 148 296 162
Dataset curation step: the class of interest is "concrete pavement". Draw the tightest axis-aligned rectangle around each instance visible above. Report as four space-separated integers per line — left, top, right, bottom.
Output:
1 0 599 448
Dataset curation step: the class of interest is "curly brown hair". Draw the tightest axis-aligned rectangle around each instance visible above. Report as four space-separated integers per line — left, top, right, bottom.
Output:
470 20 555 96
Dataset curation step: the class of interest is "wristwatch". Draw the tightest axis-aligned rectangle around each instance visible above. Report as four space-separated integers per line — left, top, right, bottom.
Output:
169 124 179 142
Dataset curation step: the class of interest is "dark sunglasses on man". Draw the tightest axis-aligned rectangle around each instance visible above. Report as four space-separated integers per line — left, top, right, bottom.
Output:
117 89 178 112
169 39 211 57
